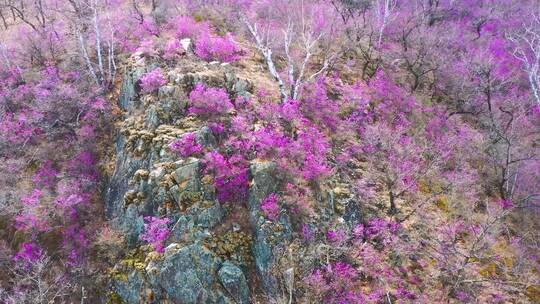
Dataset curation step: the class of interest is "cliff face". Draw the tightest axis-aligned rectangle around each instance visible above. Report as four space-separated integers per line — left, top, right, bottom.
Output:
104 57 305 303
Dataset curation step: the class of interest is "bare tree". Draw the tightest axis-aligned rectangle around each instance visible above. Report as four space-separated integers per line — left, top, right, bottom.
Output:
242 0 339 102
375 0 397 47
68 0 117 91
508 14 540 105
2 255 71 304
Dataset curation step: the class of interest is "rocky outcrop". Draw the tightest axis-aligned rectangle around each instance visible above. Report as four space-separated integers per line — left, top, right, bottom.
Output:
148 243 230 303
248 161 292 298
105 60 256 303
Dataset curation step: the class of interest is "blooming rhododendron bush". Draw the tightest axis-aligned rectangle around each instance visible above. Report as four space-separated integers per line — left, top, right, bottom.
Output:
0 0 539 303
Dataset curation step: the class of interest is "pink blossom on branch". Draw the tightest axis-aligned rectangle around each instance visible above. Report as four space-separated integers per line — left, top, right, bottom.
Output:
13 242 44 265
204 151 249 204
169 16 211 40
163 39 184 59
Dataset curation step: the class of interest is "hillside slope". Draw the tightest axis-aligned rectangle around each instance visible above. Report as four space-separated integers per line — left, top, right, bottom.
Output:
0 1 539 303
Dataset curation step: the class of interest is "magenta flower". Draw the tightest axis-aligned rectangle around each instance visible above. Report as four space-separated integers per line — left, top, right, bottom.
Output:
169 133 204 157
140 216 171 253
140 68 167 93
14 242 44 264
261 193 280 221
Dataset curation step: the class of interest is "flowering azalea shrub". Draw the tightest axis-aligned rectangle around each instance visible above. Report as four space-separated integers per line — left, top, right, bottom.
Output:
170 16 210 40
163 39 184 59
301 217 426 303
188 83 234 118
136 39 158 57
326 229 347 246
140 68 167 93
261 193 280 221
13 242 44 265
140 216 171 253
204 151 249 204
0 113 40 144
304 262 364 303
195 32 244 62
169 133 204 157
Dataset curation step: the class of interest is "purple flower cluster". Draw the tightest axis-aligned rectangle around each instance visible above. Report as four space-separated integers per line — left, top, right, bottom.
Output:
140 216 171 253
169 133 204 157
140 68 167 93
261 193 280 221
195 32 244 62
204 151 249 204
188 84 234 118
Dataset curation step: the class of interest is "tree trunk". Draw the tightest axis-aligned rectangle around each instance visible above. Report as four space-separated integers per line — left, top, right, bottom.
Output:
389 191 397 214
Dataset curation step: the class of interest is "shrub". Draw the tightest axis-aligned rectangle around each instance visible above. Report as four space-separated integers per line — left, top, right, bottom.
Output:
0 111 40 144
204 151 249 204
140 216 171 253
169 133 204 157
136 39 157 57
326 229 347 246
163 39 183 59
13 242 44 265
170 16 210 39
140 68 167 93
261 193 280 220
188 84 233 118
195 32 243 62
304 262 364 303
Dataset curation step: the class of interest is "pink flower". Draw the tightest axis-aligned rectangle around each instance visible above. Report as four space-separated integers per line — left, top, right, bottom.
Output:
327 229 347 246
261 193 280 221
188 84 233 118
301 224 315 242
140 68 167 93
140 216 171 253
21 189 42 206
498 198 515 210
164 39 184 59
14 242 44 264
169 133 204 157
204 151 249 204
195 32 244 62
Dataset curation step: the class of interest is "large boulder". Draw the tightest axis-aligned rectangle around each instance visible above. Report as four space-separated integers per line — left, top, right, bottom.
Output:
218 261 250 304
150 243 231 303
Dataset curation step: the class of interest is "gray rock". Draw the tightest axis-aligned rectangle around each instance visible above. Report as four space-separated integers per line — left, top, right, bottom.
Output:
195 202 225 228
218 261 250 304
225 71 253 98
168 215 193 243
342 198 363 229
180 38 192 52
158 85 188 111
113 270 144 304
248 162 279 216
145 105 160 130
152 243 226 303
168 184 182 205
196 126 218 149
119 66 145 112
248 161 291 298
173 161 201 192
107 66 253 304
121 205 145 247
